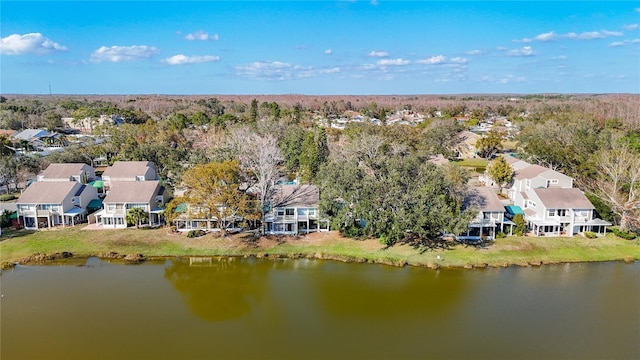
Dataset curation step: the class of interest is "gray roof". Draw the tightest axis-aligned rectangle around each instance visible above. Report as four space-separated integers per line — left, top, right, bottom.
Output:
39 163 92 179
17 181 79 204
271 184 319 208
13 129 50 141
103 181 160 204
102 161 155 179
465 186 505 212
532 188 594 209
514 164 571 181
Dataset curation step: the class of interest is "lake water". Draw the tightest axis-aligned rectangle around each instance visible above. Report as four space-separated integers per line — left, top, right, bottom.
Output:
1 258 638 359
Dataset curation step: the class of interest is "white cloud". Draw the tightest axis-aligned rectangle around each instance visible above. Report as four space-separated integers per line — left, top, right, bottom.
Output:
608 39 640 47
518 29 623 42
324 49 333 55
465 49 486 55
234 61 340 80
0 33 67 55
185 30 219 41
368 50 388 57
552 55 568 60
376 58 410 66
163 54 220 65
450 57 468 64
90 45 159 63
507 46 535 57
417 55 447 64
623 24 638 30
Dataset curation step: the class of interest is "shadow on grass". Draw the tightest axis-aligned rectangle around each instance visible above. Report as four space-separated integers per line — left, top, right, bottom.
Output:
0 228 36 241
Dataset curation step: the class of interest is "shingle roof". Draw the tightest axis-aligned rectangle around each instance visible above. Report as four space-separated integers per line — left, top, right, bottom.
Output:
102 161 155 179
514 164 571 181
271 184 319 208
17 181 79 204
103 181 160 203
39 163 91 179
13 129 50 141
465 186 505 212
532 188 594 209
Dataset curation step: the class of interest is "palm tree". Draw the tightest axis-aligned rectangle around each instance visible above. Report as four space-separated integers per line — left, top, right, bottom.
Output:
126 208 148 228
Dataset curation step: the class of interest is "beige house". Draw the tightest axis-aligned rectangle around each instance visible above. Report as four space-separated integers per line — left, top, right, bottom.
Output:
37 163 96 183
95 181 167 228
101 161 158 190
521 188 610 236
16 181 98 229
455 131 481 158
263 184 330 235
459 186 511 241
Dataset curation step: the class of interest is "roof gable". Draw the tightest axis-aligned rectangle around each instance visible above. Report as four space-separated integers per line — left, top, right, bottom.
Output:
531 188 594 209
271 185 319 208
464 187 505 212
103 181 160 204
102 161 156 179
17 182 79 204
39 163 92 179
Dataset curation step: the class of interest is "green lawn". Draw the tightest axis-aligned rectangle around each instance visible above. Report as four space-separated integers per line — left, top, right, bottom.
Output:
1 226 638 269
450 158 489 173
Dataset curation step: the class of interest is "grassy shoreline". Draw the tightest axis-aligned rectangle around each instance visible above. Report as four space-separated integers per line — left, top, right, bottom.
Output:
1 226 638 269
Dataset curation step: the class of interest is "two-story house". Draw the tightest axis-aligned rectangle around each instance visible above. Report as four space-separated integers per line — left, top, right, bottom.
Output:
508 164 574 204
521 188 610 236
95 181 167 228
16 181 98 229
263 184 330 235
37 163 96 183
101 161 157 191
459 186 511 241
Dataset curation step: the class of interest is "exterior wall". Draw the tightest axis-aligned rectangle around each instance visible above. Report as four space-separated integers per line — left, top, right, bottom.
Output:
264 206 329 235
77 186 99 208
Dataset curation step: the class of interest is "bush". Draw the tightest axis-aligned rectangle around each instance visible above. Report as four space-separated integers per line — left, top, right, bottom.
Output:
610 228 637 240
583 231 597 239
495 232 506 239
186 230 206 238
0 194 16 202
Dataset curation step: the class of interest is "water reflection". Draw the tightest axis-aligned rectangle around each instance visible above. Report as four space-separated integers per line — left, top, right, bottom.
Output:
163 257 269 322
308 263 471 320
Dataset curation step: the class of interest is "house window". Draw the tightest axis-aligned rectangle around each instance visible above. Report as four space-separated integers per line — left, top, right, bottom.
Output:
557 209 567 217
546 179 559 187
276 208 285 216
525 179 531 190
285 208 295 216
308 208 316 216
136 176 145 181
528 200 536 208
107 204 116 211
548 209 555 217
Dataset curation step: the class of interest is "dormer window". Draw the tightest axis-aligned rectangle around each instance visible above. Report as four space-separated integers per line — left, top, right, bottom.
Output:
136 176 145 181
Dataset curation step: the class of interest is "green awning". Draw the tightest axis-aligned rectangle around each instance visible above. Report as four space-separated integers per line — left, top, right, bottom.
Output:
9 212 18 219
505 205 524 215
89 180 104 188
87 198 103 209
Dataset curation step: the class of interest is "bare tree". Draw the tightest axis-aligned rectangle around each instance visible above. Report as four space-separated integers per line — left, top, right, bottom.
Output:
230 128 284 232
589 141 640 231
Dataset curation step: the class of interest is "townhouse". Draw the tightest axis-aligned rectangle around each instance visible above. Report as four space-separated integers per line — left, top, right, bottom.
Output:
16 181 98 229
263 184 330 235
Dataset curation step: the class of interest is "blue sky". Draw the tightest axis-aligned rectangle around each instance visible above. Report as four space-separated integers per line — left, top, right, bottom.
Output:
1 1 639 95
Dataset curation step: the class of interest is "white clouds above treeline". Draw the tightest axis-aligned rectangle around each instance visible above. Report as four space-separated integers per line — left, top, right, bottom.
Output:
0 33 66 55
90 45 159 63
163 54 220 65
519 29 624 43
184 30 219 41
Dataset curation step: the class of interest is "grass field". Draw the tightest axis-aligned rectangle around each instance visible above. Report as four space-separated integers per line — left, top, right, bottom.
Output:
1 226 638 269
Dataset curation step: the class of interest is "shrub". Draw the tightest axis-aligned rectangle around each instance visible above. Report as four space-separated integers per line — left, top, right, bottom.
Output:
583 231 597 239
0 194 16 202
186 230 206 238
513 214 527 236
495 232 506 239
610 228 637 240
